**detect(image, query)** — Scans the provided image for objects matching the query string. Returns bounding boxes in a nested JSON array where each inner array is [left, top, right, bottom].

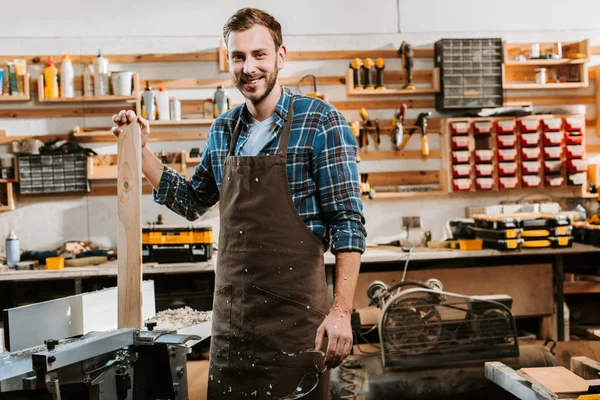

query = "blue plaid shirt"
[[153, 87, 366, 254]]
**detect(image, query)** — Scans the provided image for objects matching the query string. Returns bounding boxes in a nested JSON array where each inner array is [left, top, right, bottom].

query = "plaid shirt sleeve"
[[153, 130, 220, 220], [312, 108, 367, 254]]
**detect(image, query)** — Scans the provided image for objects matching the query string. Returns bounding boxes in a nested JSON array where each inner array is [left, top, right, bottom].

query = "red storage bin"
[[543, 146, 563, 159], [545, 175, 564, 187], [498, 162, 517, 175], [452, 164, 472, 177], [519, 119, 540, 133], [452, 151, 471, 163], [449, 121, 470, 135], [451, 135, 470, 149], [498, 148, 517, 161], [496, 119, 516, 134], [476, 177, 494, 190], [475, 149, 493, 163], [567, 159, 588, 173], [564, 116, 585, 131], [453, 178, 472, 191], [568, 172, 586, 185], [544, 160, 563, 173], [475, 164, 494, 177], [522, 175, 542, 188], [565, 133, 583, 145], [543, 131, 564, 146], [542, 117, 562, 132], [473, 120, 493, 134], [499, 176, 518, 189], [521, 147, 541, 161], [497, 134, 517, 148], [566, 145, 585, 159], [522, 161, 541, 174], [520, 133, 540, 146]]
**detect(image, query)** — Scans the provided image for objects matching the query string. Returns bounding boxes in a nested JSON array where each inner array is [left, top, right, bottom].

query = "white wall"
[[1, 0, 599, 251]]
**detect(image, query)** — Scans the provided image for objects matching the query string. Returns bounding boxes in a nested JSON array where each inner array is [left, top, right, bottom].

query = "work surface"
[[0, 243, 597, 282]]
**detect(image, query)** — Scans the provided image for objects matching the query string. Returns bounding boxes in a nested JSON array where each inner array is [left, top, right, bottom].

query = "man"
[[112, 8, 366, 399]]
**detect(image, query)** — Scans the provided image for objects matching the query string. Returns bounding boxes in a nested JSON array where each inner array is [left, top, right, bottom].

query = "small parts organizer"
[[446, 114, 587, 192]]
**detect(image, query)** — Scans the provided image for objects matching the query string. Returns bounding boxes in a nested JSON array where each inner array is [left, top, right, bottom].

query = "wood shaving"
[[146, 306, 212, 332]]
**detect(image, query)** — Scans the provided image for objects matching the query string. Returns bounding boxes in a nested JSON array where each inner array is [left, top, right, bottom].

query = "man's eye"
[[232, 55, 242, 61], [256, 53, 265, 58]]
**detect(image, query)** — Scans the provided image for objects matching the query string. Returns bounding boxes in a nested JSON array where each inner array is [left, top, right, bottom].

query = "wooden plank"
[[285, 47, 433, 61], [367, 170, 440, 186], [596, 67, 600, 136], [332, 99, 435, 110], [74, 130, 209, 143], [503, 96, 595, 105], [564, 281, 600, 294], [3, 282, 155, 351], [0, 52, 218, 65], [0, 133, 71, 145], [359, 149, 442, 160], [0, 106, 128, 119], [90, 183, 154, 196], [592, 46, 600, 56], [518, 367, 589, 395], [117, 121, 143, 329]]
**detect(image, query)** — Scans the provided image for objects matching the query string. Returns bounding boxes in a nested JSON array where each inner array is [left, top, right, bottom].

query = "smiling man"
[[112, 7, 366, 400]]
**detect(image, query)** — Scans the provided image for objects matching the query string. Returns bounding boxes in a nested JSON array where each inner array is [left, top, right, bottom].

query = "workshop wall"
[[0, 0, 599, 251]]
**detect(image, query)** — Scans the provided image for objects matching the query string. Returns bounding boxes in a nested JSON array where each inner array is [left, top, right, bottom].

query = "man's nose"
[[243, 58, 257, 75]]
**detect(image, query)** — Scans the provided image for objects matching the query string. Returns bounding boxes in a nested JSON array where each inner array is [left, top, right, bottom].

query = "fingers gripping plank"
[[117, 118, 143, 329]]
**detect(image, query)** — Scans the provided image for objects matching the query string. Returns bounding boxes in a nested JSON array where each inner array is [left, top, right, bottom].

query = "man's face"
[[228, 25, 285, 104]]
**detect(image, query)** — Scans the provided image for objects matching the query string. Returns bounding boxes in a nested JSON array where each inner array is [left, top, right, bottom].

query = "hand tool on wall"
[[391, 104, 407, 150], [348, 120, 362, 162], [359, 107, 380, 148], [362, 58, 374, 90], [398, 41, 416, 90], [298, 74, 328, 101], [375, 57, 386, 90], [400, 111, 431, 157], [350, 58, 363, 90], [360, 173, 375, 199]]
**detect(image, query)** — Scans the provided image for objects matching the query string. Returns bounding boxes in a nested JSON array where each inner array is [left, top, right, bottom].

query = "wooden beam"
[[285, 48, 433, 61], [117, 121, 143, 329], [596, 67, 600, 136], [90, 183, 154, 196], [0, 106, 129, 119], [0, 52, 218, 65], [359, 149, 442, 160], [503, 96, 596, 105], [332, 99, 435, 110], [592, 46, 600, 56], [367, 170, 440, 186]]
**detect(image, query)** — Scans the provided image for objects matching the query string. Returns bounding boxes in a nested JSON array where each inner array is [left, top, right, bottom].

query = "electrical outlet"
[[402, 216, 422, 230]]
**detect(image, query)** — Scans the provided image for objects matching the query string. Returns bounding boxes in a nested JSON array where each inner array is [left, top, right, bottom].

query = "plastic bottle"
[[42, 58, 59, 99], [83, 64, 94, 97], [157, 88, 170, 120], [59, 54, 74, 98], [5, 230, 20, 268], [213, 85, 229, 118], [93, 51, 110, 96], [142, 81, 156, 120], [170, 98, 181, 121]]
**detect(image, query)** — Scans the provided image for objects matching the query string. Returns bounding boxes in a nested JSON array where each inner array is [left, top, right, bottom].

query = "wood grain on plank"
[[117, 121, 143, 329], [518, 367, 589, 395], [0, 107, 128, 119]]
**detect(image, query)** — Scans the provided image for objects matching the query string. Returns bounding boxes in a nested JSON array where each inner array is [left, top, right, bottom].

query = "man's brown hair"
[[223, 8, 283, 50]]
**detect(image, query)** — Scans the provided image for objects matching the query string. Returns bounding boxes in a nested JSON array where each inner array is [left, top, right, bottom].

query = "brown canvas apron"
[[207, 99, 331, 399]]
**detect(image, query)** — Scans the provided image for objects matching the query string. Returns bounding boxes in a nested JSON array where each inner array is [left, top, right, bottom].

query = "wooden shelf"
[[505, 59, 586, 66], [345, 68, 440, 96], [565, 281, 600, 294], [504, 82, 589, 90], [148, 119, 215, 127], [72, 126, 209, 143], [0, 74, 31, 102], [365, 190, 447, 199], [37, 73, 139, 103], [88, 152, 186, 180]]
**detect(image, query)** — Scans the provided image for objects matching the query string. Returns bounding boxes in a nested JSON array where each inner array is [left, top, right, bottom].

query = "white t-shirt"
[[237, 116, 278, 157]]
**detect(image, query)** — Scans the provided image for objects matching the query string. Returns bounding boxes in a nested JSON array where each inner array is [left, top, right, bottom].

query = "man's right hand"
[[112, 110, 150, 148]]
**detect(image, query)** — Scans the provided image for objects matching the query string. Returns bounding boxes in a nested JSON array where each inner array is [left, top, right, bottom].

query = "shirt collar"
[[240, 86, 292, 130]]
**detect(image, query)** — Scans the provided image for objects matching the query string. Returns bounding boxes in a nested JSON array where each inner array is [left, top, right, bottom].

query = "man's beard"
[[233, 64, 278, 104]]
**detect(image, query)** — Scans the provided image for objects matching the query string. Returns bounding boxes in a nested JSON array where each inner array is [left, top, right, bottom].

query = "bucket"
[[46, 256, 65, 270], [111, 71, 134, 96]]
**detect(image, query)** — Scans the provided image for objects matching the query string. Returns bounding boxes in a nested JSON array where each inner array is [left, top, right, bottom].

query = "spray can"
[[93, 50, 110, 96], [170, 98, 181, 121], [213, 85, 229, 118], [142, 81, 156, 120], [5, 231, 19, 268]]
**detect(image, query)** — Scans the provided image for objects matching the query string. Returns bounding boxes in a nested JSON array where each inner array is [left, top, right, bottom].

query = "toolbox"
[[472, 227, 521, 240], [481, 238, 523, 251], [521, 226, 572, 239], [142, 225, 214, 263]]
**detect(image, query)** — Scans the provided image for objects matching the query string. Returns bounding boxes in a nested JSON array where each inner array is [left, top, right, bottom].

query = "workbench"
[[1, 243, 598, 341]]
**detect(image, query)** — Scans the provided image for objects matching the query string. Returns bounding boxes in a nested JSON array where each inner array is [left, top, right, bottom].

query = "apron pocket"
[[251, 285, 326, 367], [211, 284, 233, 362]]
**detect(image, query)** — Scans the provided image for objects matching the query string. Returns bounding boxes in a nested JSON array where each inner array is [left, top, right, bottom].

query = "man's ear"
[[277, 45, 287, 70]]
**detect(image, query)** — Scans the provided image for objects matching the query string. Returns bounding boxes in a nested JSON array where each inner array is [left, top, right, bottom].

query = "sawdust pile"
[[147, 306, 212, 332]]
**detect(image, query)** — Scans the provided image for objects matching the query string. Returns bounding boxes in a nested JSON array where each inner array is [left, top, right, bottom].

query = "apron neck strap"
[[228, 98, 295, 157]]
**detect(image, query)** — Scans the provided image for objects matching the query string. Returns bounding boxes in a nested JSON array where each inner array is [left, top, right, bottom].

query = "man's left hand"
[[314, 307, 353, 369]]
